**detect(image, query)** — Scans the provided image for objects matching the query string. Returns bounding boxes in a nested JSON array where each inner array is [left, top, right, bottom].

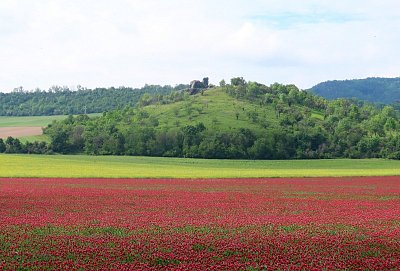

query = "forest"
[[310, 77, 400, 104], [2, 78, 400, 160], [0, 84, 187, 116]]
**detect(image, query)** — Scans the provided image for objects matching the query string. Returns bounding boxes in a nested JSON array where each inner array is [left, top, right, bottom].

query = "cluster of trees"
[[0, 137, 50, 154], [39, 79, 400, 160], [0, 84, 187, 116], [224, 77, 327, 111], [310, 77, 400, 104]]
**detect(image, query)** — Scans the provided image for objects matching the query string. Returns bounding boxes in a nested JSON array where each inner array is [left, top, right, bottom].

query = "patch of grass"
[[0, 154, 400, 178], [311, 110, 324, 120], [18, 135, 51, 143], [222, 249, 240, 257], [0, 115, 68, 127], [379, 195, 400, 200], [280, 225, 303, 233], [153, 257, 181, 267]]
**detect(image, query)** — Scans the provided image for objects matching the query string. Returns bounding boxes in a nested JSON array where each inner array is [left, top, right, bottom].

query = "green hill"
[[143, 87, 277, 132], [3, 77, 400, 159], [309, 77, 400, 104]]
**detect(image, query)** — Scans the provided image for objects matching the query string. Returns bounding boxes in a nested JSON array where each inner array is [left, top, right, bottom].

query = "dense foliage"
[[21, 78, 399, 160], [0, 137, 50, 154], [310, 77, 400, 104], [0, 84, 187, 116]]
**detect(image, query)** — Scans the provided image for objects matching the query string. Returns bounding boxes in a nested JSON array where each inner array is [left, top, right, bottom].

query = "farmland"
[[1, 156, 399, 270], [0, 154, 399, 269], [1, 155, 400, 178], [0, 115, 58, 140], [0, 115, 71, 127], [1, 177, 399, 270], [0, 114, 100, 140], [0, 127, 43, 139]]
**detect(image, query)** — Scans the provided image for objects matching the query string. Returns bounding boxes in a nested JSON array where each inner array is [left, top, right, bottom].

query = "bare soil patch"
[[0, 127, 43, 138]]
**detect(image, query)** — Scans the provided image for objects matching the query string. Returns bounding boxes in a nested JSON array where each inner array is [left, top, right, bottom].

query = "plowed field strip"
[[0, 127, 43, 138]]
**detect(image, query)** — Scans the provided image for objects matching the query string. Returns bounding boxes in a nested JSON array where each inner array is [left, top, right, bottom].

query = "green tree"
[[230, 77, 246, 87], [5, 137, 23, 153], [0, 139, 5, 153]]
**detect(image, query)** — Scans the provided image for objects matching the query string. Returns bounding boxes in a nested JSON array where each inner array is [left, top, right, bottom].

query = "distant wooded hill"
[[309, 77, 400, 104], [0, 84, 188, 116]]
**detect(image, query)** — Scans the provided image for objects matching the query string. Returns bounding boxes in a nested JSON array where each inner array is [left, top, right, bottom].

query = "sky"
[[0, 0, 399, 92]]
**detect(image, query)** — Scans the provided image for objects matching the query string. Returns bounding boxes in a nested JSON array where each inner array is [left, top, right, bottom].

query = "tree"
[[230, 77, 246, 87], [249, 137, 273, 159], [384, 117, 398, 136], [0, 139, 5, 153], [5, 137, 23, 153]]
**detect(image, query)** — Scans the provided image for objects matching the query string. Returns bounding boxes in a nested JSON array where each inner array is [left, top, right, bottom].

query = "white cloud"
[[0, 0, 399, 91]]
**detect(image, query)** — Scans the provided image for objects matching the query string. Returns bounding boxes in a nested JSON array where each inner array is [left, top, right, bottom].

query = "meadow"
[[1, 154, 400, 178], [0, 115, 69, 127]]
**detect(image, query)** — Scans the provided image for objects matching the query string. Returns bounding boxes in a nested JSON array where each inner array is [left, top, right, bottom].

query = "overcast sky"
[[0, 0, 399, 92]]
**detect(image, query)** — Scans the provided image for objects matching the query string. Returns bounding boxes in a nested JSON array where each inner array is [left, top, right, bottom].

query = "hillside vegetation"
[[2, 77, 400, 159], [309, 77, 400, 104], [0, 84, 186, 116]]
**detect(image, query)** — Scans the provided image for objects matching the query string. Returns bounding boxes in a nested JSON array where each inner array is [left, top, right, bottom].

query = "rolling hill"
[[309, 77, 400, 104], [37, 78, 400, 160]]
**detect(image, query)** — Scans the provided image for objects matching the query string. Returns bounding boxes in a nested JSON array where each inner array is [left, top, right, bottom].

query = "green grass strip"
[[1, 154, 400, 178]]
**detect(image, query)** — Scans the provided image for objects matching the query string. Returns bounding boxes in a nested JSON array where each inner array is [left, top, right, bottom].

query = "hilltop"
[[309, 77, 400, 104]]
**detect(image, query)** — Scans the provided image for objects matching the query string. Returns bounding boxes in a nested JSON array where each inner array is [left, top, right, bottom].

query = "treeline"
[[0, 84, 188, 116], [0, 137, 50, 154], [35, 79, 400, 160]]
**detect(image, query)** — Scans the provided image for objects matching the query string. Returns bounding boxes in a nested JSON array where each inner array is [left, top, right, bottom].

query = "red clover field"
[[1, 177, 399, 270]]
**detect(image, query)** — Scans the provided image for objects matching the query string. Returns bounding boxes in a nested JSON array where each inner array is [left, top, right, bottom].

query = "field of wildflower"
[[1, 177, 399, 270]]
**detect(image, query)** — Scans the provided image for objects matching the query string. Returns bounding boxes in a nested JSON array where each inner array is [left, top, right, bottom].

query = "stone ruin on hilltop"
[[187, 77, 212, 95]]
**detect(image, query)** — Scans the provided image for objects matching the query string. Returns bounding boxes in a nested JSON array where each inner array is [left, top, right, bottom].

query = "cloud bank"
[[0, 0, 399, 91]]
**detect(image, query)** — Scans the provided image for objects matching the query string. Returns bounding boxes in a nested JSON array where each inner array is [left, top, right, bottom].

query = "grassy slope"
[[1, 154, 399, 178], [142, 88, 280, 132]]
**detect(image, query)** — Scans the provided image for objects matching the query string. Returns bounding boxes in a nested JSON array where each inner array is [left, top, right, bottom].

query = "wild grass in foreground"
[[1, 154, 400, 178]]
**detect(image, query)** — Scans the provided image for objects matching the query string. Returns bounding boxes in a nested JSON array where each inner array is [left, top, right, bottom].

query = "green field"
[[0, 113, 101, 127], [1, 154, 400, 178], [0, 115, 68, 127]]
